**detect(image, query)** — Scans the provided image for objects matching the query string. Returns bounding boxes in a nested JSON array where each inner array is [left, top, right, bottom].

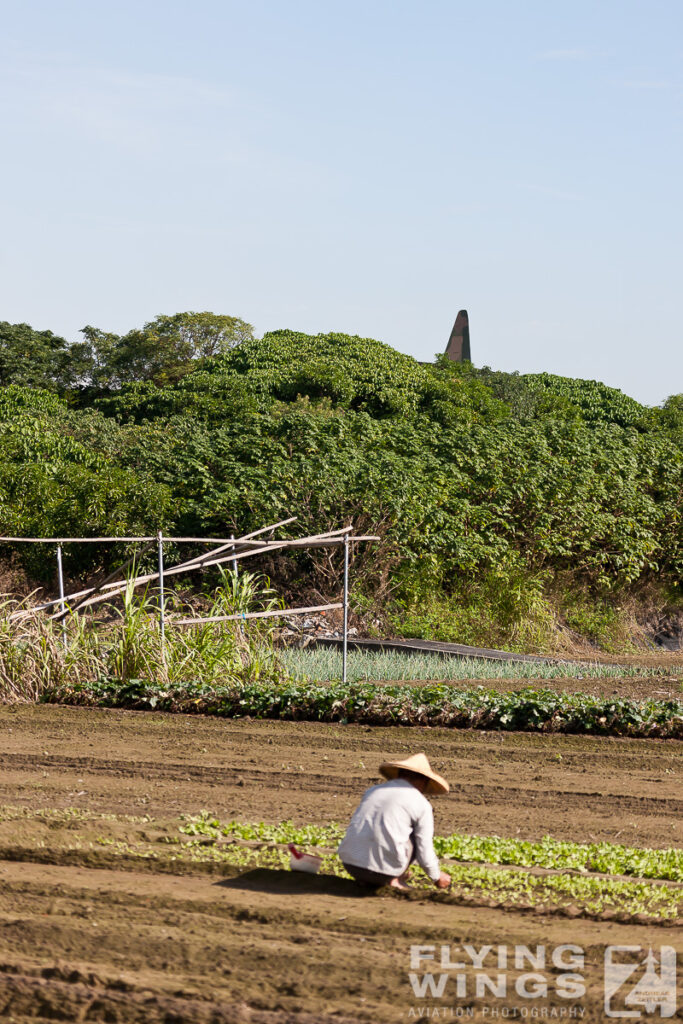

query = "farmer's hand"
[[436, 871, 451, 889]]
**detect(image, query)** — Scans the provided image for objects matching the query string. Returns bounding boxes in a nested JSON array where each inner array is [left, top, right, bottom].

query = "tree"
[[78, 311, 254, 388], [71, 326, 121, 390], [657, 394, 683, 432], [147, 312, 253, 359], [0, 321, 74, 390]]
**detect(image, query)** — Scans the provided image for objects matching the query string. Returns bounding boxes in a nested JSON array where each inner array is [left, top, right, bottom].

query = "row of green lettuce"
[[180, 813, 683, 883], [178, 843, 683, 920], [44, 676, 683, 739]]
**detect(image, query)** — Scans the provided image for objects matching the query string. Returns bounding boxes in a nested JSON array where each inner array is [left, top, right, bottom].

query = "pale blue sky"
[[1, 0, 681, 405]]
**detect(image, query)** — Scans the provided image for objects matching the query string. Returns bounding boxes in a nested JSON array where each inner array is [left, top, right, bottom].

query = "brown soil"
[[568, 649, 683, 668], [0, 705, 681, 1022]]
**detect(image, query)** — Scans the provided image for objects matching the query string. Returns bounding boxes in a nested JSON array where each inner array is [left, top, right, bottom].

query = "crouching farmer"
[[338, 753, 452, 890]]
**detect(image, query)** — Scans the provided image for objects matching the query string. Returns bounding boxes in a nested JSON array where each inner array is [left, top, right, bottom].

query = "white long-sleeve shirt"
[[337, 778, 441, 881]]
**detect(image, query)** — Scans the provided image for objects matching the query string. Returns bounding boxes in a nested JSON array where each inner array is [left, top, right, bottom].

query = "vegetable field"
[[0, 703, 680, 1022]]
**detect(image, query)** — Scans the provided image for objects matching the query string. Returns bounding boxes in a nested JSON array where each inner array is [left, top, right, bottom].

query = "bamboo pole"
[[14, 517, 300, 620], [58, 528, 356, 615], [170, 601, 343, 626], [51, 541, 156, 622], [161, 516, 299, 572], [0, 536, 158, 543], [10, 525, 376, 625], [0, 517, 298, 546]]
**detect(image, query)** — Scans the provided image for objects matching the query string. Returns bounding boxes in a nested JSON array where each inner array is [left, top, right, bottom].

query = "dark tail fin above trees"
[[445, 310, 471, 362]]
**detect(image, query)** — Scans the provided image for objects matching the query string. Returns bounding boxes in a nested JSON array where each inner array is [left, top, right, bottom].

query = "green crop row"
[[172, 838, 680, 921], [283, 647, 678, 682], [433, 832, 683, 882], [180, 814, 346, 848], [179, 814, 683, 883], [436, 862, 680, 920], [49, 676, 683, 739]]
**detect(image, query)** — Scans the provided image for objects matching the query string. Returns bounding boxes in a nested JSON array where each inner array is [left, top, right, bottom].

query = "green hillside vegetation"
[[1, 315, 682, 654]]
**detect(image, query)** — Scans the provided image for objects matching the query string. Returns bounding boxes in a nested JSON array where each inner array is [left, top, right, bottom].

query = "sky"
[[1, 0, 681, 406]]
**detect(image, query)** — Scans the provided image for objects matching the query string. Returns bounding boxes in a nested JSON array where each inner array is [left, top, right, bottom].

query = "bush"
[[0, 328, 682, 653]]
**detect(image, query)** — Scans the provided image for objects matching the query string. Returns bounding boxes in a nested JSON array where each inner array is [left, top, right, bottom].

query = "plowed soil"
[[0, 704, 681, 1022]]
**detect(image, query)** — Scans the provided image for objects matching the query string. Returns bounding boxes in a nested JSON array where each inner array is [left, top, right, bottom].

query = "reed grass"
[[0, 570, 286, 702]]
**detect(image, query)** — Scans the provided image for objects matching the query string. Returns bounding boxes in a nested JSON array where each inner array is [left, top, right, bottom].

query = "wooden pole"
[[59, 528, 355, 614], [0, 518, 298, 545], [27, 519, 299, 620], [52, 540, 156, 622]]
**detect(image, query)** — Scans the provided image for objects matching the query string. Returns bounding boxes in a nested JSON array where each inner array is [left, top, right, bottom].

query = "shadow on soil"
[[217, 868, 454, 906], [216, 867, 383, 899]]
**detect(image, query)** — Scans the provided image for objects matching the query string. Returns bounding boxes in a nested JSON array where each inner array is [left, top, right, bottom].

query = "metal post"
[[230, 534, 238, 576], [342, 533, 349, 685], [157, 530, 165, 653], [56, 544, 67, 647]]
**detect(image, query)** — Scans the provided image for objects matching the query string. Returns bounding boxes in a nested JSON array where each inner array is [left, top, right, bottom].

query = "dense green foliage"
[[45, 676, 683, 739], [0, 316, 681, 649]]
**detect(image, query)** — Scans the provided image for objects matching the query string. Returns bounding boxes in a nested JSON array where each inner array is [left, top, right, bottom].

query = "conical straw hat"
[[379, 752, 449, 795]]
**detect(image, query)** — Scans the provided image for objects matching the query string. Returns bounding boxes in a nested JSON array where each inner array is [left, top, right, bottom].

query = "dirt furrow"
[[0, 860, 679, 1023], [0, 705, 681, 1020]]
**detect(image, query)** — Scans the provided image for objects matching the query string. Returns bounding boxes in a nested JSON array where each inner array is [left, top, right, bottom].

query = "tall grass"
[[282, 647, 673, 682], [0, 570, 287, 703]]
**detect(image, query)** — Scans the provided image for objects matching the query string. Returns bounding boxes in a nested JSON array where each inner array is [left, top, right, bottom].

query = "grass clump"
[[0, 570, 289, 703], [389, 565, 556, 653]]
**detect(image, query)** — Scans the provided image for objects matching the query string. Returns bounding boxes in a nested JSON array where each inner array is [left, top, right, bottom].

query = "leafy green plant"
[[178, 814, 683, 883], [45, 675, 683, 738], [180, 812, 345, 847], [433, 832, 683, 882], [436, 862, 679, 920]]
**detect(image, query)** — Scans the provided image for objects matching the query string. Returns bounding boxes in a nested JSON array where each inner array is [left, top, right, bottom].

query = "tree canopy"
[[0, 321, 74, 390], [0, 319, 681, 652], [0, 311, 255, 393], [0, 324, 679, 597]]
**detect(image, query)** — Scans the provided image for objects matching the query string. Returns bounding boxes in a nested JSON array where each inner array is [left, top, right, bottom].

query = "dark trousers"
[[342, 862, 396, 887], [343, 843, 415, 888]]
